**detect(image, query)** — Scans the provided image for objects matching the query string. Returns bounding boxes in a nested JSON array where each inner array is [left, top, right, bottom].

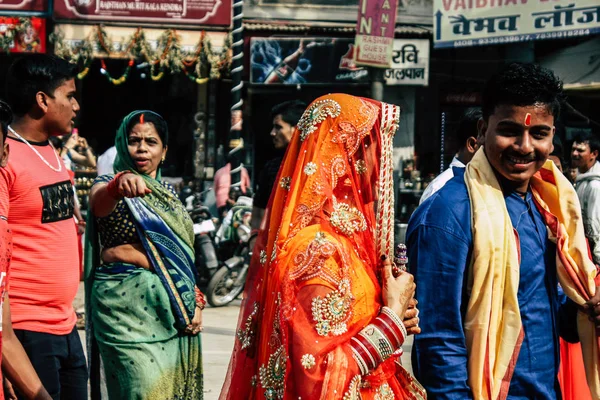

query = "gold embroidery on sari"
[[355, 160, 367, 175], [330, 156, 347, 189], [343, 375, 363, 400], [258, 345, 286, 400], [290, 231, 338, 286], [237, 301, 259, 351], [374, 383, 394, 400], [298, 99, 342, 141], [259, 250, 267, 265], [304, 162, 317, 176], [301, 353, 316, 370], [332, 100, 378, 156], [279, 176, 291, 191], [311, 278, 353, 336], [330, 197, 367, 236]]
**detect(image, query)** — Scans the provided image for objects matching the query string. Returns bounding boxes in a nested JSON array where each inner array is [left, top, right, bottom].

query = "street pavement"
[[74, 282, 413, 400]]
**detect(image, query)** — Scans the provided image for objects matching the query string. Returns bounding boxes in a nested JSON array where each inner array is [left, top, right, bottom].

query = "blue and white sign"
[[434, 0, 600, 48]]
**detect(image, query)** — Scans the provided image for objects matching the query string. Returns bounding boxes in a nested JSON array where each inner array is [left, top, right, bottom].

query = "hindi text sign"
[[385, 39, 429, 85], [434, 0, 600, 48], [54, 0, 231, 27], [355, 0, 399, 68]]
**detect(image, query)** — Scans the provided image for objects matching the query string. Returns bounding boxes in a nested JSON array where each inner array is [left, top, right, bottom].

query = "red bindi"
[[524, 113, 531, 126], [139, 113, 145, 124]]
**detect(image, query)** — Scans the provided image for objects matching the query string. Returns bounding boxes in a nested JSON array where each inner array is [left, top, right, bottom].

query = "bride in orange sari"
[[220, 93, 425, 399]]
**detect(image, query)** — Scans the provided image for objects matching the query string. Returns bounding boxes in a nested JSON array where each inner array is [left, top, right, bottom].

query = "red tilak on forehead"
[[524, 113, 532, 126], [139, 113, 145, 124]]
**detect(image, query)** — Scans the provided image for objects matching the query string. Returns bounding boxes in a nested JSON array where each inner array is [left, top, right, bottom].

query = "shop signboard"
[[434, 0, 600, 48], [250, 37, 370, 85], [355, 0, 399, 67], [384, 39, 429, 86], [0, 0, 46, 13], [0, 17, 46, 53], [53, 0, 231, 26]]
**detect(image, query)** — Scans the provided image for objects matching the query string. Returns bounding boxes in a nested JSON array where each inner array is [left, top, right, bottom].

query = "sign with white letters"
[[434, 0, 600, 48]]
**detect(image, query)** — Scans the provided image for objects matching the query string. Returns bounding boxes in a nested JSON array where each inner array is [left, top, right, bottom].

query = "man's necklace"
[[8, 126, 62, 172]]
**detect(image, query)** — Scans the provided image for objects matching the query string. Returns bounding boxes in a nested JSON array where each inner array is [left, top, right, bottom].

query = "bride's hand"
[[381, 256, 416, 320], [403, 298, 421, 335]]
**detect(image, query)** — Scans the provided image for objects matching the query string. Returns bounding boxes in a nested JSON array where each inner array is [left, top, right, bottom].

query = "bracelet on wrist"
[[350, 307, 407, 375], [195, 287, 206, 310], [106, 171, 131, 199]]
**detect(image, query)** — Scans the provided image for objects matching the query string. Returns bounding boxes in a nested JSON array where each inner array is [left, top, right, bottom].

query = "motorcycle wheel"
[[206, 265, 245, 307]]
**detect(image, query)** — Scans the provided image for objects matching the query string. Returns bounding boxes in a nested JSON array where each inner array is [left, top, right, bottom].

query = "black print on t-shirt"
[[39, 180, 74, 223]]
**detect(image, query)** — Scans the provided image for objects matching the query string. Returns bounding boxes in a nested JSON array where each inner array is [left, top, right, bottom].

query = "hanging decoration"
[[0, 17, 46, 54], [50, 25, 231, 86]]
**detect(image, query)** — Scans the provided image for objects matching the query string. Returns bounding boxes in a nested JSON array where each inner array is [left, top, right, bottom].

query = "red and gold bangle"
[[195, 287, 206, 310], [349, 307, 407, 375], [106, 171, 131, 199]]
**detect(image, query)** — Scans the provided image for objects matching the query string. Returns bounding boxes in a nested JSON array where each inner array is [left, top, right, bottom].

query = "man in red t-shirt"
[[0, 101, 51, 399], [0, 55, 86, 399]]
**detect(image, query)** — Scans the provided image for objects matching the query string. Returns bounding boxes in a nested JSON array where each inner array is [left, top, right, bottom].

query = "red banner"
[[0, 0, 47, 13], [354, 0, 399, 68], [0, 17, 46, 53], [54, 0, 231, 27]]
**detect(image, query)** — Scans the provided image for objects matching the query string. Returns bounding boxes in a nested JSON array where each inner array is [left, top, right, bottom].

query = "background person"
[[86, 110, 204, 399], [0, 54, 87, 399], [571, 131, 600, 264], [419, 108, 482, 204], [250, 100, 306, 232], [61, 129, 96, 170]]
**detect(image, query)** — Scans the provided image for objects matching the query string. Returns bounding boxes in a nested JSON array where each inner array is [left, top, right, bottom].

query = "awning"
[[243, 20, 432, 37], [540, 36, 600, 91], [53, 24, 228, 59]]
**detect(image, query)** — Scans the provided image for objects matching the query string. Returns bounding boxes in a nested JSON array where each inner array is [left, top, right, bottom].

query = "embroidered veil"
[[220, 94, 424, 399]]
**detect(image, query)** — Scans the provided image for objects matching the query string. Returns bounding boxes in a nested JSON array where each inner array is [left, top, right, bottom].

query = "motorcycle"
[[190, 204, 221, 286], [205, 197, 253, 307]]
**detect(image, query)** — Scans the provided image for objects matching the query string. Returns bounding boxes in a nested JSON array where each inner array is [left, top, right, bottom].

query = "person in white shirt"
[[420, 108, 482, 204], [97, 145, 117, 176], [572, 131, 600, 264]]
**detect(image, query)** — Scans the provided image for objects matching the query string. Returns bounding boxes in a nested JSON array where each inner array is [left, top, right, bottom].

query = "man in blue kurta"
[[407, 63, 584, 399]]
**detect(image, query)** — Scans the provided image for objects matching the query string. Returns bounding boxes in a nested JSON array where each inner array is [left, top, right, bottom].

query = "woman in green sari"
[[85, 110, 204, 399]]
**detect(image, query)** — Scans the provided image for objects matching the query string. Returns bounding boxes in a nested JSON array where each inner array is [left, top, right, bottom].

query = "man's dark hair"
[[5, 54, 77, 116], [573, 131, 600, 155], [456, 108, 482, 148], [0, 100, 12, 139], [271, 100, 307, 127], [482, 63, 564, 121], [125, 110, 169, 147]]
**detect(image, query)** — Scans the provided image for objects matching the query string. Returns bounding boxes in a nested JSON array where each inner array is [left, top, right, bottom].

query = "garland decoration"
[[100, 59, 134, 85], [50, 25, 231, 86], [0, 18, 35, 53]]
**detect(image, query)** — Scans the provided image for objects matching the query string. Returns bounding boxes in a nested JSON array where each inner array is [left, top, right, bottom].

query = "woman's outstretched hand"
[[381, 256, 416, 321], [117, 174, 152, 198]]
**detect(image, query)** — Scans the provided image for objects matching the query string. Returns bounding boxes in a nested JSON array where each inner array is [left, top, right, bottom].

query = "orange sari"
[[559, 340, 593, 400], [220, 94, 425, 399]]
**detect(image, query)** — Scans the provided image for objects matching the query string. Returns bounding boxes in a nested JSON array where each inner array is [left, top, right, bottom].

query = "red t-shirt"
[[0, 218, 11, 400], [0, 137, 78, 334]]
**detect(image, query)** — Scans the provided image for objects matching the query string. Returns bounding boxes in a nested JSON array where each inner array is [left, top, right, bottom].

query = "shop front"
[[48, 0, 233, 209]]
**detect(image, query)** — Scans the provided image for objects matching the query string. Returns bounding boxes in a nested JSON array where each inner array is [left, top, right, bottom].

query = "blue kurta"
[[406, 168, 579, 400]]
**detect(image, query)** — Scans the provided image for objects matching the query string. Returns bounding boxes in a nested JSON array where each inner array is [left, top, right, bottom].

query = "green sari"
[[85, 111, 203, 399]]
